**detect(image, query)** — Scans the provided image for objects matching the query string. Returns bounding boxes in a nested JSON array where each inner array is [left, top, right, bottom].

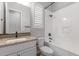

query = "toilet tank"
[[37, 37, 45, 47]]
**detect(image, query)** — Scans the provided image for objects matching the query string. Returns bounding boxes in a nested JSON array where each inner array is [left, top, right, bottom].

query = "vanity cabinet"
[[0, 44, 17, 56], [0, 39, 36, 56], [16, 40, 36, 56]]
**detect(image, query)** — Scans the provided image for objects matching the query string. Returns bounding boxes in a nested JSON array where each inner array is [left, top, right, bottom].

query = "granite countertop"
[[0, 36, 36, 47]]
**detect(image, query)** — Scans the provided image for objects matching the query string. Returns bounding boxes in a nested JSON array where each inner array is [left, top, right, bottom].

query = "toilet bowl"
[[40, 46, 54, 56], [37, 37, 54, 56]]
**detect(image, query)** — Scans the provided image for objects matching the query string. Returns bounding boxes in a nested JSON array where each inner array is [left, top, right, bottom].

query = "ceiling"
[[37, 2, 53, 9], [17, 2, 55, 11]]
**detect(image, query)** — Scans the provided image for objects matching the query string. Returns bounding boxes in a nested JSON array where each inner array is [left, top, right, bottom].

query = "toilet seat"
[[40, 46, 54, 55]]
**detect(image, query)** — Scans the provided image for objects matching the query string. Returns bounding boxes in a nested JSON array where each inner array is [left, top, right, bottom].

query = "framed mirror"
[[7, 9, 21, 34]]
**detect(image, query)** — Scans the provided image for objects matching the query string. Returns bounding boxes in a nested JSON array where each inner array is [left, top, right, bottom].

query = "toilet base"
[[40, 51, 54, 56]]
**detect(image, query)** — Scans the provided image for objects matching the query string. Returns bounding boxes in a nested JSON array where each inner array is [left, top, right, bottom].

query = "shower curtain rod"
[[45, 2, 55, 9]]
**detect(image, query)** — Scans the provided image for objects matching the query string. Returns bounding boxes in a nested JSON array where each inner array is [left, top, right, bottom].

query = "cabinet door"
[[0, 44, 17, 56], [0, 2, 4, 34], [17, 41, 36, 51], [22, 51, 36, 56], [21, 47, 36, 56], [7, 53, 17, 56], [9, 54, 17, 56]]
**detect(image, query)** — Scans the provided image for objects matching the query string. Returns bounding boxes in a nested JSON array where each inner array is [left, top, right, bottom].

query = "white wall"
[[6, 2, 30, 33], [31, 3, 45, 37], [47, 2, 75, 12], [45, 3, 79, 55]]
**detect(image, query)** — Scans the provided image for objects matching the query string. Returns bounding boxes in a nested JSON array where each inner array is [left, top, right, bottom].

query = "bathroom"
[[0, 0, 79, 58]]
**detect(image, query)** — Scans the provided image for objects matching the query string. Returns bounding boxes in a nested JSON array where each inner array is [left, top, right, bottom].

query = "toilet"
[[37, 37, 54, 56]]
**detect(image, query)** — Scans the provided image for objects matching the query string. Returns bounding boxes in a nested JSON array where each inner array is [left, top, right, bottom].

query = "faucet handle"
[[49, 38, 53, 40], [16, 32, 18, 38]]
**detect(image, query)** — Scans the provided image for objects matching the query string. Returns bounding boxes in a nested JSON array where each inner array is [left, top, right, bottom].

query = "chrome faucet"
[[48, 33, 53, 42]]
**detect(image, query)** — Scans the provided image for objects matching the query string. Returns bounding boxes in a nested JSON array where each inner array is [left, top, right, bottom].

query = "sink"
[[0, 38, 30, 45], [6, 38, 27, 44]]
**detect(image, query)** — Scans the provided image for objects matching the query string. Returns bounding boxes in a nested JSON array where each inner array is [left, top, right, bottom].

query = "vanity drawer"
[[0, 40, 36, 56], [16, 41, 36, 51]]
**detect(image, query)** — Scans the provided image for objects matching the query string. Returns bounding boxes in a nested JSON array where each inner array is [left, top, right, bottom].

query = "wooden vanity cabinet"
[[0, 40, 36, 56]]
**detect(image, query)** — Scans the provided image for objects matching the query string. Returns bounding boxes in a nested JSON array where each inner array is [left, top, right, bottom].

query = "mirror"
[[8, 9, 21, 33], [5, 2, 31, 34], [0, 2, 31, 34], [0, 2, 4, 34]]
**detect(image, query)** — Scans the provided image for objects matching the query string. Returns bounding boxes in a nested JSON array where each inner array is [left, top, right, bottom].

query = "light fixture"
[[63, 18, 67, 21]]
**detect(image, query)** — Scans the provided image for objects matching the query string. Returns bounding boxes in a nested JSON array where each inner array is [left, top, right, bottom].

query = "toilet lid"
[[40, 46, 54, 54]]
